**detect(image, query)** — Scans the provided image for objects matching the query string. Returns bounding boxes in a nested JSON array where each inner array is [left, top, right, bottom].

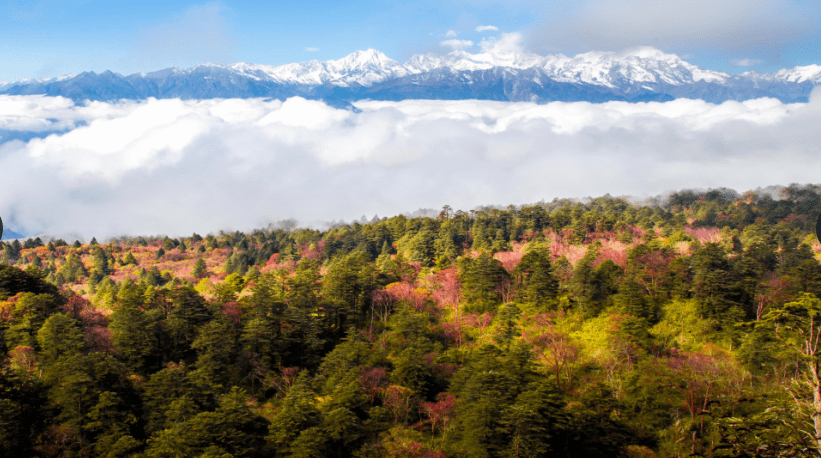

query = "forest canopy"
[[2, 184, 821, 457]]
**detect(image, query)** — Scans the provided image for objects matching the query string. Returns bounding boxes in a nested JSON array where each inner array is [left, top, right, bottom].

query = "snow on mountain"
[[744, 65, 821, 84], [405, 48, 545, 73], [1, 73, 77, 86], [215, 45, 734, 90], [0, 47, 818, 104], [224, 49, 412, 87], [537, 47, 729, 87], [220, 45, 733, 89]]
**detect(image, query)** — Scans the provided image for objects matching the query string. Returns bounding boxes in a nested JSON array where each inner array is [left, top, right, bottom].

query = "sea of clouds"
[[0, 91, 819, 239]]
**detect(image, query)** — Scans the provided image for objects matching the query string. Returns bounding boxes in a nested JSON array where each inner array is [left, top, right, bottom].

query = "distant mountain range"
[[1, 47, 819, 106]]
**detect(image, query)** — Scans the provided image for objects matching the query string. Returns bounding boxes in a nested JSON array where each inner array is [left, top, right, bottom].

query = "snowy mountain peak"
[[327, 49, 406, 78], [403, 48, 545, 73], [767, 64, 821, 83], [334, 48, 395, 67], [230, 48, 409, 87], [327, 49, 409, 85], [396, 46, 731, 87], [2, 46, 819, 105]]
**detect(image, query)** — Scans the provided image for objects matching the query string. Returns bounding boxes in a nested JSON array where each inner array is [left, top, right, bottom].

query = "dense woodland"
[[3, 185, 821, 457]]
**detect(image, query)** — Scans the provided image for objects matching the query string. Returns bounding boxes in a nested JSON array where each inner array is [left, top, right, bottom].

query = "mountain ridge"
[[1, 46, 819, 105]]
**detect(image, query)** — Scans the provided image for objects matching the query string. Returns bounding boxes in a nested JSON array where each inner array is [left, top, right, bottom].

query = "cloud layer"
[[0, 92, 819, 239], [440, 39, 474, 50], [529, 0, 820, 58], [730, 58, 764, 67]]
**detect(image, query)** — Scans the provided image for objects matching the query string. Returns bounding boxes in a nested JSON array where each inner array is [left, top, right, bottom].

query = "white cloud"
[[475, 25, 499, 32], [0, 95, 79, 131], [530, 0, 819, 55], [731, 58, 764, 67], [445, 30, 458, 38], [0, 93, 819, 238], [305, 47, 320, 52], [478, 33, 524, 55], [440, 39, 474, 50]]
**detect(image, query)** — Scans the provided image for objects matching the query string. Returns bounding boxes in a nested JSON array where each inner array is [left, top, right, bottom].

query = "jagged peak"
[[329, 48, 400, 69], [771, 64, 821, 82], [741, 64, 821, 83], [347, 48, 389, 59], [1, 46, 818, 100]]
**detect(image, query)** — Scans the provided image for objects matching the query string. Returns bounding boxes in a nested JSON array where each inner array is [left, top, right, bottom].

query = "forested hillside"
[[3, 185, 821, 457]]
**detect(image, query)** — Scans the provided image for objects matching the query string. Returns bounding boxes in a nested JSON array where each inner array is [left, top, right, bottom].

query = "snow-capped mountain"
[[1, 47, 819, 105], [224, 49, 415, 86], [744, 64, 821, 84]]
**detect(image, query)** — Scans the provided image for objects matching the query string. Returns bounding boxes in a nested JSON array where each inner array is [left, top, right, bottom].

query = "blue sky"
[[1, 0, 820, 83]]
